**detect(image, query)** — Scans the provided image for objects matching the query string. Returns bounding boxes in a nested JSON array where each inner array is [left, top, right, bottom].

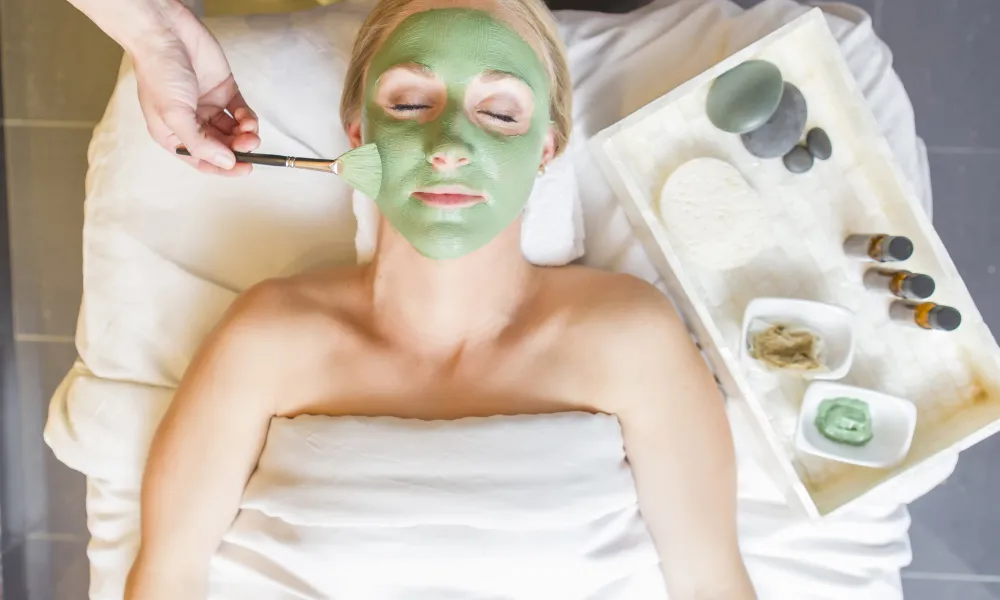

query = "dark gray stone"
[[806, 127, 833, 160], [782, 145, 814, 173], [740, 82, 808, 159], [706, 60, 784, 134]]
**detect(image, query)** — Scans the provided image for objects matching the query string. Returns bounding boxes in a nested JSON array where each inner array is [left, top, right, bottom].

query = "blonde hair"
[[340, 0, 573, 156]]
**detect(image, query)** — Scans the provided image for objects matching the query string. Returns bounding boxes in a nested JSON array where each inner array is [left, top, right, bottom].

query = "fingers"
[[227, 92, 256, 125], [142, 87, 260, 176], [197, 160, 253, 177], [208, 111, 239, 135], [144, 108, 180, 154], [162, 106, 236, 170], [237, 115, 259, 134], [229, 91, 260, 136], [224, 91, 260, 151], [231, 131, 261, 153]]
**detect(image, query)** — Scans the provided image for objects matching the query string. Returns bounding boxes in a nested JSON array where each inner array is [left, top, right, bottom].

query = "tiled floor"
[[1, 0, 115, 595], [877, 1, 1000, 598], [1, 0, 998, 598]]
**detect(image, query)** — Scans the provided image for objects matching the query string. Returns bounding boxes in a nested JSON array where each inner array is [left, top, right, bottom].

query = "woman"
[[124, 0, 755, 598]]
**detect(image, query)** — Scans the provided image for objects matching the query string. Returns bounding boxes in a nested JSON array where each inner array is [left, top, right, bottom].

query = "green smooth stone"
[[706, 60, 784, 134], [815, 397, 873, 447]]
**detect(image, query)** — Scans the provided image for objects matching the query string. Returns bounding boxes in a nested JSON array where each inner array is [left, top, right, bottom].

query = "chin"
[[408, 232, 493, 261]]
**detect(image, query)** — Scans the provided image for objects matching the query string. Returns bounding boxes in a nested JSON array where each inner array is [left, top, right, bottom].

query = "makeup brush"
[[176, 143, 382, 198]]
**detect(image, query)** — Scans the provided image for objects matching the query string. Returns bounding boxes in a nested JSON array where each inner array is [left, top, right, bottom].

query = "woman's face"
[[362, 8, 552, 260]]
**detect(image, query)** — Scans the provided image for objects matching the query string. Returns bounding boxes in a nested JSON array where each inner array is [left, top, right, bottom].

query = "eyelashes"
[[390, 103, 431, 112], [387, 104, 518, 125], [479, 110, 517, 124]]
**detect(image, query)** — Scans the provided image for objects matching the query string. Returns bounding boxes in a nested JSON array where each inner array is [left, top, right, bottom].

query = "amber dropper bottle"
[[889, 301, 962, 331], [844, 234, 914, 262], [863, 268, 936, 300]]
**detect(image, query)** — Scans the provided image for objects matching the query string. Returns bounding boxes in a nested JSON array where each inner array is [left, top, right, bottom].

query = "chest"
[[281, 332, 604, 420]]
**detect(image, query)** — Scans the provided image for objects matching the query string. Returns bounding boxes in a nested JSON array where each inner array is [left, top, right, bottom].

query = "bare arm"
[[65, 0, 259, 172], [125, 285, 286, 599], [610, 284, 755, 600], [64, 0, 177, 56]]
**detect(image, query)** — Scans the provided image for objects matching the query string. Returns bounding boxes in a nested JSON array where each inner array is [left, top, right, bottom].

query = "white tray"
[[590, 9, 1000, 517]]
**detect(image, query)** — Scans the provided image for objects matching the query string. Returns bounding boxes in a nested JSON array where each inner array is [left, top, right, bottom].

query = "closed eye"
[[391, 103, 432, 112], [478, 110, 517, 124]]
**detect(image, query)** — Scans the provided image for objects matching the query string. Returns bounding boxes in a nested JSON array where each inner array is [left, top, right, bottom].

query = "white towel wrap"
[[209, 412, 669, 599]]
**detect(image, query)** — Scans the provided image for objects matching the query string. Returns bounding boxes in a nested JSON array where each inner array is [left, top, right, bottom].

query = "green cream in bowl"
[[815, 397, 873, 446], [795, 382, 917, 468]]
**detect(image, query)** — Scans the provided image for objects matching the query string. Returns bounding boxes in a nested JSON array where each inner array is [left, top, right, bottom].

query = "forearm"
[[639, 454, 754, 600], [129, 372, 272, 592], [611, 293, 756, 600], [126, 287, 284, 598], [64, 0, 183, 53], [133, 418, 263, 582], [632, 416, 755, 600], [659, 557, 755, 600], [125, 562, 208, 600]]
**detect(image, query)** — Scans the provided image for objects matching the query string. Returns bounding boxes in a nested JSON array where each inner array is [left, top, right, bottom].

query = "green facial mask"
[[362, 9, 551, 260]]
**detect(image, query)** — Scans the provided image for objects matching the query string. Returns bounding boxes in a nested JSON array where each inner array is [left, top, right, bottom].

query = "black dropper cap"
[[886, 236, 914, 261], [902, 274, 936, 300], [929, 305, 962, 331]]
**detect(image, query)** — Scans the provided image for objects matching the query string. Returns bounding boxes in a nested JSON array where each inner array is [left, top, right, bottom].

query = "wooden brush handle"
[[175, 148, 289, 167], [175, 148, 335, 173]]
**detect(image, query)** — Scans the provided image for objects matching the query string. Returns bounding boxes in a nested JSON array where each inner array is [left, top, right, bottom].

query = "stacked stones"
[[706, 60, 833, 173]]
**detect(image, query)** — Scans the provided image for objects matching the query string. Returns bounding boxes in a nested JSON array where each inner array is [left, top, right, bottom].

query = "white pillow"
[[77, 1, 587, 389]]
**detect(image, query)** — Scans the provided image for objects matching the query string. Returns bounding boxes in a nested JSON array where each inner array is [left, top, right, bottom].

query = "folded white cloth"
[[203, 412, 913, 600], [209, 413, 666, 599]]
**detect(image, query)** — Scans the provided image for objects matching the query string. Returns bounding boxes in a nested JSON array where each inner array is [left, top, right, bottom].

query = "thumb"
[[162, 106, 236, 170]]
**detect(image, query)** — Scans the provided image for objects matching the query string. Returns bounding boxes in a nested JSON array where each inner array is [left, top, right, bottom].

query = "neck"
[[365, 215, 536, 353]]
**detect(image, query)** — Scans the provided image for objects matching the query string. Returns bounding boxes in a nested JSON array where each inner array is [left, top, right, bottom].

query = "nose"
[[428, 147, 471, 172]]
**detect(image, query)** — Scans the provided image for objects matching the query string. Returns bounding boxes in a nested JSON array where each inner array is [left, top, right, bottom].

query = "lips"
[[412, 185, 486, 208]]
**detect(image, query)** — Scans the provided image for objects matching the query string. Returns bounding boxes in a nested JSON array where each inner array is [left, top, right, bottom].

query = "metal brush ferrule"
[[290, 158, 336, 173]]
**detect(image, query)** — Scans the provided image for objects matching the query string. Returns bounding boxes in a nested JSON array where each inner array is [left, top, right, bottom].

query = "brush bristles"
[[334, 143, 382, 199]]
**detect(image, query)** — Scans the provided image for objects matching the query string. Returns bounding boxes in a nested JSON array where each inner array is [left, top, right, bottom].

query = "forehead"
[[367, 9, 549, 93]]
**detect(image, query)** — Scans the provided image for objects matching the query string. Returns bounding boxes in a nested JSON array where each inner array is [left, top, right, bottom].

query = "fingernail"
[[215, 153, 236, 169]]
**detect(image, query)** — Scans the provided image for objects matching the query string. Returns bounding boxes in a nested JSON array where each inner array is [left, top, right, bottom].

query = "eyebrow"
[[480, 69, 527, 84], [388, 63, 436, 78]]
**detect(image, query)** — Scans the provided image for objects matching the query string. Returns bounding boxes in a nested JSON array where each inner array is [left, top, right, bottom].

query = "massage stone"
[[782, 145, 814, 173], [806, 127, 833, 160], [740, 82, 808, 159], [705, 60, 784, 134]]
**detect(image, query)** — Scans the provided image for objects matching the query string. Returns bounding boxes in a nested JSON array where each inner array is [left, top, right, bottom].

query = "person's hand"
[[131, 2, 260, 175]]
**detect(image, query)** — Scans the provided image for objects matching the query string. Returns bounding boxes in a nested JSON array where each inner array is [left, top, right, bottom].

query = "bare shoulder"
[[206, 266, 366, 355], [545, 265, 713, 413], [547, 265, 687, 342]]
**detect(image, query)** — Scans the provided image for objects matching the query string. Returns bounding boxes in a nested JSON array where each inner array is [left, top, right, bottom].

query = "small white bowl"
[[741, 297, 855, 380], [795, 381, 917, 468]]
